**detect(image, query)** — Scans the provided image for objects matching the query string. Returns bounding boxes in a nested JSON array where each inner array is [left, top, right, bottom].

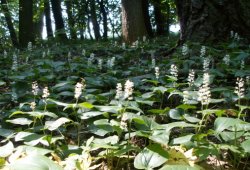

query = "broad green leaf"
[[169, 108, 184, 120], [159, 165, 202, 170], [0, 128, 14, 138], [149, 130, 170, 145], [7, 118, 33, 125], [0, 141, 14, 157], [214, 117, 242, 133], [7, 154, 63, 170], [177, 104, 196, 110], [0, 80, 6, 86], [134, 146, 168, 169], [95, 105, 122, 114], [162, 122, 198, 132], [45, 117, 71, 131], [79, 111, 104, 119], [10, 111, 58, 118], [78, 102, 94, 109], [241, 139, 250, 153], [171, 134, 194, 145], [134, 116, 160, 131], [183, 114, 200, 123], [153, 86, 168, 94]]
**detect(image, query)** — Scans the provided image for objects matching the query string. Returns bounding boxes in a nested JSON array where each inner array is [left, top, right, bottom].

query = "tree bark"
[[142, 0, 153, 37], [90, 0, 101, 40], [175, 0, 250, 43], [153, 0, 168, 36], [65, 0, 77, 39], [19, 0, 33, 48], [51, 0, 67, 40], [98, 0, 108, 39], [121, 0, 148, 43], [1, 0, 18, 47], [44, 0, 53, 38]]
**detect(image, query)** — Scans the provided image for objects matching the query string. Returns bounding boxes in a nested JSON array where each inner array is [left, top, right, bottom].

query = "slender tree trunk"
[[51, 0, 67, 40], [98, 0, 108, 39], [90, 0, 100, 40], [153, 0, 166, 35], [142, 0, 153, 37], [44, 0, 53, 38], [1, 0, 18, 47], [87, 15, 93, 40], [19, 0, 33, 48], [65, 0, 77, 39], [175, 0, 250, 42], [121, 0, 148, 43]]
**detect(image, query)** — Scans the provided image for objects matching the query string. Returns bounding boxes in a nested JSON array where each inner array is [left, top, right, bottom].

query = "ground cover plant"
[[0, 35, 250, 170]]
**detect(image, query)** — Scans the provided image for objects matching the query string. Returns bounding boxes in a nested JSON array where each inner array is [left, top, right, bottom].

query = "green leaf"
[[78, 102, 94, 109], [134, 147, 168, 169], [0, 141, 14, 157], [160, 165, 202, 170], [7, 118, 33, 125], [241, 139, 250, 153], [169, 108, 184, 120], [0, 80, 6, 86], [214, 117, 242, 133], [7, 154, 63, 170], [134, 116, 160, 131], [0, 128, 14, 138], [10, 111, 58, 119], [149, 130, 170, 145], [171, 134, 194, 145], [79, 111, 104, 119], [183, 114, 200, 123], [45, 117, 71, 131]]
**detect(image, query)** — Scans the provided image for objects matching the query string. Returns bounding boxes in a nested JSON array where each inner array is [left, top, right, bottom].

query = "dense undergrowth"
[[0, 35, 250, 170]]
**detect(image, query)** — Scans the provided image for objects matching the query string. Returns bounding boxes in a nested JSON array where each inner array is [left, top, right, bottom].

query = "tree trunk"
[[1, 0, 18, 47], [44, 0, 53, 38], [65, 0, 77, 39], [153, 0, 167, 36], [142, 0, 153, 37], [19, 0, 33, 48], [33, 1, 44, 40], [121, 0, 148, 43], [98, 0, 108, 39], [175, 0, 250, 43], [51, 0, 67, 40], [90, 0, 101, 40]]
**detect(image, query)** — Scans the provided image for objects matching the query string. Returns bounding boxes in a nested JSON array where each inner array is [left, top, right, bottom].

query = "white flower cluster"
[[87, 53, 95, 66], [151, 58, 156, 68], [68, 51, 72, 61], [143, 36, 147, 42], [27, 42, 32, 51], [4, 50, 7, 58], [74, 79, 86, 100], [115, 83, 123, 99], [98, 58, 103, 70], [203, 57, 210, 72], [82, 49, 86, 56], [42, 86, 50, 99], [107, 57, 115, 69], [30, 101, 36, 111], [241, 60, 245, 70], [170, 64, 178, 78], [124, 80, 134, 100], [42, 51, 46, 58], [32, 81, 39, 96], [11, 54, 18, 71], [187, 69, 195, 86], [234, 77, 245, 98], [122, 42, 126, 49], [198, 73, 211, 105], [155, 67, 160, 79], [223, 54, 230, 65], [182, 43, 189, 56], [200, 46, 206, 57], [231, 31, 240, 41], [115, 80, 134, 100]]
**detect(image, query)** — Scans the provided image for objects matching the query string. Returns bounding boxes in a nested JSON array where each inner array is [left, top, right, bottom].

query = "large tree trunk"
[[65, 0, 77, 39], [142, 0, 153, 37], [1, 0, 18, 47], [44, 0, 53, 38], [98, 0, 108, 39], [90, 0, 101, 40], [19, 0, 33, 48], [175, 0, 250, 43], [51, 0, 67, 40], [121, 0, 148, 43]]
